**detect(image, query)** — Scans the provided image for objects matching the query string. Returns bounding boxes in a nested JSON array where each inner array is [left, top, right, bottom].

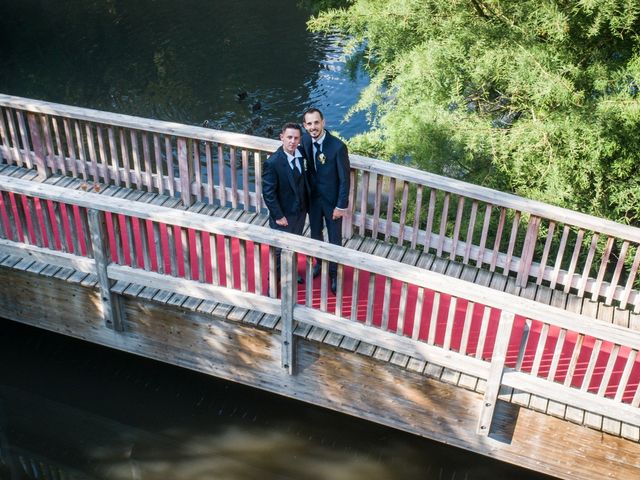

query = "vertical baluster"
[[606, 240, 629, 305], [204, 143, 214, 203], [450, 197, 465, 260], [0, 191, 8, 239], [106, 127, 121, 185], [563, 229, 585, 293], [536, 221, 556, 284], [139, 218, 151, 271], [14, 195, 33, 246], [166, 136, 175, 197], [254, 152, 263, 212], [396, 281, 409, 335], [427, 292, 440, 344], [152, 221, 164, 274], [217, 144, 226, 206], [530, 323, 550, 377], [6, 109, 23, 166], [281, 249, 295, 375], [411, 288, 425, 340], [0, 107, 13, 164], [305, 256, 314, 306], [517, 216, 541, 287], [63, 119, 79, 178], [459, 301, 475, 355], [177, 138, 191, 206], [36, 197, 55, 249], [620, 247, 640, 309], [436, 193, 450, 257], [502, 211, 521, 275], [476, 204, 493, 268], [23, 195, 43, 246], [381, 276, 393, 330], [153, 134, 164, 195], [141, 132, 153, 191], [423, 189, 436, 252], [365, 272, 376, 325], [384, 177, 396, 242], [239, 239, 248, 291], [563, 334, 585, 387], [474, 305, 492, 359], [345, 169, 357, 238], [110, 213, 125, 264], [320, 260, 330, 312], [16, 111, 33, 169], [74, 120, 88, 180], [192, 140, 202, 202], [224, 236, 233, 287], [614, 350, 638, 402], [40, 115, 57, 173], [181, 227, 191, 280], [597, 344, 620, 397], [371, 173, 382, 238], [410, 185, 423, 249], [442, 297, 458, 350], [335, 264, 345, 317], [592, 236, 615, 301], [547, 329, 567, 382], [85, 123, 100, 182], [229, 146, 238, 208], [130, 130, 143, 189], [50, 201, 67, 253], [242, 149, 250, 210], [27, 113, 49, 179], [578, 233, 599, 297], [96, 125, 110, 184], [489, 208, 507, 272], [463, 201, 478, 265], [77, 206, 92, 257], [254, 241, 263, 295], [397, 181, 409, 245], [350, 268, 361, 322], [580, 339, 602, 392], [124, 215, 137, 268], [359, 171, 370, 235], [51, 117, 67, 175], [549, 225, 570, 289], [209, 233, 219, 285]]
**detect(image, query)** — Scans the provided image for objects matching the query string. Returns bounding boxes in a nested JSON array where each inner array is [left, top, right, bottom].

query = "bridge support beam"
[[477, 311, 515, 435], [88, 208, 125, 331], [280, 249, 296, 375]]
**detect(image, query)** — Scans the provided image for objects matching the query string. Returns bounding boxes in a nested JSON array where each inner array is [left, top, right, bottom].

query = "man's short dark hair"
[[303, 107, 324, 121], [281, 122, 302, 134]]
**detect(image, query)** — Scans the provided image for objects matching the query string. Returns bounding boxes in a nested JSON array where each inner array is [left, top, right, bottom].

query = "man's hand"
[[332, 208, 348, 220], [276, 216, 288, 226]]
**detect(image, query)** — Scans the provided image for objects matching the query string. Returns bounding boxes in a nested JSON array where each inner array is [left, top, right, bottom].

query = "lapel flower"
[[303, 157, 308, 171], [318, 152, 326, 165]]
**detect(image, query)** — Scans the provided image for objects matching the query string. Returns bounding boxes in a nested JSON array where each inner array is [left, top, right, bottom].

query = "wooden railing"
[[1, 93, 639, 313], [1, 175, 639, 435]]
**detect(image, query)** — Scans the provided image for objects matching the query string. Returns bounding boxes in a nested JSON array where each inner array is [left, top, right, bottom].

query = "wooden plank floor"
[[1, 164, 639, 443]]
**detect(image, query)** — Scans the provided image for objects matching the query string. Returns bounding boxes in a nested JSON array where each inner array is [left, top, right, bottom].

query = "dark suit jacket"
[[301, 130, 350, 210], [262, 147, 309, 226]]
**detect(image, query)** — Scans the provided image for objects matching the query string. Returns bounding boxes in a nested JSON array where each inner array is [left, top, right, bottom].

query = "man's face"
[[303, 111, 325, 140], [280, 128, 301, 155]]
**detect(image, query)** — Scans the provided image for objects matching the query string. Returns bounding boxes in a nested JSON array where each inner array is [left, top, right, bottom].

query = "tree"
[[309, 0, 640, 225]]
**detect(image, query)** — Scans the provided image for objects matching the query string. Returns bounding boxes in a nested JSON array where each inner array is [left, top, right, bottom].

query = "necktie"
[[313, 142, 320, 168], [291, 158, 301, 180]]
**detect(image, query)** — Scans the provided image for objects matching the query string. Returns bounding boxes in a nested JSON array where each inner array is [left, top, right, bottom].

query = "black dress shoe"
[[330, 277, 337, 294], [312, 263, 321, 278], [297, 274, 304, 284]]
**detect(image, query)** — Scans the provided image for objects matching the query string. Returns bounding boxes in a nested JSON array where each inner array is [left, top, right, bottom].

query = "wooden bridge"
[[1, 93, 640, 479]]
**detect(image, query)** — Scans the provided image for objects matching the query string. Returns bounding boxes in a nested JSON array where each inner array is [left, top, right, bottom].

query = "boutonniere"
[[303, 158, 308, 171], [318, 153, 326, 165]]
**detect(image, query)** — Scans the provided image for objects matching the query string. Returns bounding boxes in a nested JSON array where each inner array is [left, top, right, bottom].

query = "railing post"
[[280, 249, 296, 375], [477, 311, 515, 435], [26, 113, 50, 180], [517, 216, 541, 287], [177, 137, 192, 207], [88, 208, 125, 331]]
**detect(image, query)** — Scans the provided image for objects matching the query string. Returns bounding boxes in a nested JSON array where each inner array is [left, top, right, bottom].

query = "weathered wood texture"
[[0, 266, 639, 480], [1, 94, 640, 311]]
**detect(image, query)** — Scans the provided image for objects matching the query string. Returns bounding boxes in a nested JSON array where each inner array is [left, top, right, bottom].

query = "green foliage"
[[309, 0, 640, 225]]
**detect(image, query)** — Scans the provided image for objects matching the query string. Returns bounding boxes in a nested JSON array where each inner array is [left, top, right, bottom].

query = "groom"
[[300, 108, 350, 294]]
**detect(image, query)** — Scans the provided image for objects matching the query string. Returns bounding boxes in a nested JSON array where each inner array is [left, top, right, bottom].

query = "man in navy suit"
[[262, 122, 309, 285], [300, 108, 350, 294]]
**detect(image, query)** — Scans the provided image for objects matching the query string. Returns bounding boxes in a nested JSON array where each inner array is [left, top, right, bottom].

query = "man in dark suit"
[[300, 108, 350, 294], [262, 122, 309, 285]]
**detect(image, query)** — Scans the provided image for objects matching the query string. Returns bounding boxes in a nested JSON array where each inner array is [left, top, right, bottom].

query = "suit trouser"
[[309, 199, 342, 278], [270, 211, 307, 278]]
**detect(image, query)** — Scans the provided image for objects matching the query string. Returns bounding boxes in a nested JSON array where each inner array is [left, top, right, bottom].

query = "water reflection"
[[0, 0, 369, 139], [0, 321, 550, 480]]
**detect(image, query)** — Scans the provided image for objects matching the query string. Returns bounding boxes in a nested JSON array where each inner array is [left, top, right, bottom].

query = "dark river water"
[[0, 1, 551, 478]]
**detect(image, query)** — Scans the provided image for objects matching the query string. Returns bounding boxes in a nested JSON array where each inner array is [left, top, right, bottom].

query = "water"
[[0, 2, 551, 478], [0, 320, 551, 480], [0, 0, 369, 139]]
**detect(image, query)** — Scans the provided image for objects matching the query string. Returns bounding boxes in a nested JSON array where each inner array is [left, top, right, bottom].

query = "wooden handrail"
[[1, 93, 639, 310], [2, 175, 640, 432]]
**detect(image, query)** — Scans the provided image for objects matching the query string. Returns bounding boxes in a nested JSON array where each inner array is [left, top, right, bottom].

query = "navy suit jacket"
[[301, 130, 350, 210], [262, 147, 309, 225]]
